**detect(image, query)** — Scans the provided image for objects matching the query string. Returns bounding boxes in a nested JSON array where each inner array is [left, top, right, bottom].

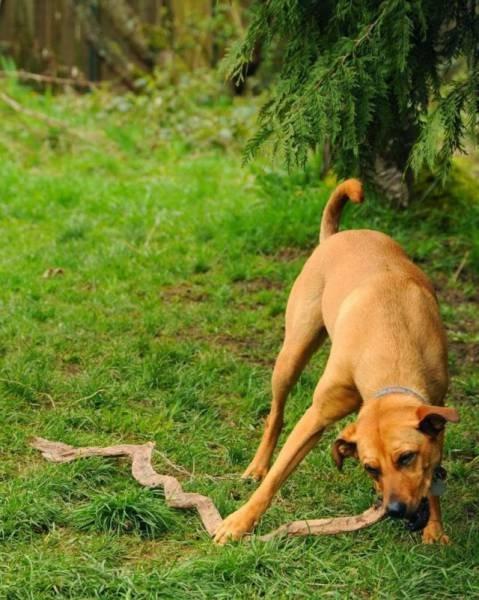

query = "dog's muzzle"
[[385, 497, 430, 531]]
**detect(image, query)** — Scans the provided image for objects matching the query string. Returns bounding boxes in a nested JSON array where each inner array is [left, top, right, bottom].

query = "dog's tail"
[[319, 179, 364, 242]]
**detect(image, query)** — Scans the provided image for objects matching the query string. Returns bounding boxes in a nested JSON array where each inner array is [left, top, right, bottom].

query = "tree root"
[[31, 437, 385, 541]]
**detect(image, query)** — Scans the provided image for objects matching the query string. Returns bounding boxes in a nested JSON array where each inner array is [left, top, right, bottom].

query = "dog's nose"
[[387, 500, 407, 519]]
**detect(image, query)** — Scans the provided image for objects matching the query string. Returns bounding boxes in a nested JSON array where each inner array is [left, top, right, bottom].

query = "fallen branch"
[[0, 91, 69, 129], [0, 70, 98, 89], [31, 437, 385, 540], [0, 91, 91, 142], [451, 250, 470, 283]]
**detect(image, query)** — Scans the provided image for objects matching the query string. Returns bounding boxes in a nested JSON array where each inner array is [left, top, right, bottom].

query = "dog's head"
[[332, 396, 459, 529]]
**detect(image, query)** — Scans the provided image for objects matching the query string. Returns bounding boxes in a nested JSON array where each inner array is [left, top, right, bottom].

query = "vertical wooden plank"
[[89, 0, 102, 81], [13, 0, 36, 69], [55, 0, 76, 77], [50, 0, 62, 74], [147, 1, 166, 28], [34, 0, 45, 57], [0, 0, 17, 58], [171, 0, 212, 68], [140, 0, 160, 24], [34, 0, 49, 71], [153, 0, 165, 25], [72, 0, 91, 80]]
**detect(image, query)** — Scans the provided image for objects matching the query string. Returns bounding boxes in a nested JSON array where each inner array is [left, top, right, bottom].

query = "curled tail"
[[319, 179, 364, 242]]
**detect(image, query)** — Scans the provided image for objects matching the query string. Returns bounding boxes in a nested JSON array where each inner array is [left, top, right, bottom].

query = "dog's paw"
[[213, 507, 258, 545], [241, 462, 269, 481], [422, 523, 450, 545]]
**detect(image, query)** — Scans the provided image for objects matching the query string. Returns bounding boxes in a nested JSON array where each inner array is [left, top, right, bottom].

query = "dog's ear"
[[417, 405, 459, 437], [332, 422, 358, 470]]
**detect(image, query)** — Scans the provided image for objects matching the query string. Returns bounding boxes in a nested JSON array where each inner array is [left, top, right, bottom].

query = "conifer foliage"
[[225, 1, 479, 184]]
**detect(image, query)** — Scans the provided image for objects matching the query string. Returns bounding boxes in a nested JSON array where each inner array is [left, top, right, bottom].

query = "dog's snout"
[[387, 500, 407, 519]]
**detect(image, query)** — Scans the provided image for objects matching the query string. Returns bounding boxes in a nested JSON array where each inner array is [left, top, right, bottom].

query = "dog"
[[214, 179, 459, 545]]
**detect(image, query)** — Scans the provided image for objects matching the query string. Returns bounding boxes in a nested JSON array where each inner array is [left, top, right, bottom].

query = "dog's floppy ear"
[[417, 405, 459, 437], [332, 422, 358, 470]]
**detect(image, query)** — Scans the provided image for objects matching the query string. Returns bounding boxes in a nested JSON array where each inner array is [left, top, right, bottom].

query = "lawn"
[[0, 73, 478, 598]]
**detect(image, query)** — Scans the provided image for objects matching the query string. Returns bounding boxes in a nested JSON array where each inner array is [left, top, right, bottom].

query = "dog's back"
[[319, 229, 435, 325], [312, 181, 437, 331], [312, 183, 448, 401]]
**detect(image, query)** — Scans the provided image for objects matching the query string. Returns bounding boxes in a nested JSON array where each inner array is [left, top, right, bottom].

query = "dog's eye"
[[364, 464, 381, 478], [398, 451, 417, 467]]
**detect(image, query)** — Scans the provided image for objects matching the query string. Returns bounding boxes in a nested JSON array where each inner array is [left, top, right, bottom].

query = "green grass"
[[0, 74, 478, 598]]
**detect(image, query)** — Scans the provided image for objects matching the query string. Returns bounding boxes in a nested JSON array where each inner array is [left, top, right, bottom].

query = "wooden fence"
[[0, 1, 245, 86]]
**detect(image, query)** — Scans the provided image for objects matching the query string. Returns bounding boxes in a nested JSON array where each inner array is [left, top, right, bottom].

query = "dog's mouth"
[[404, 497, 430, 531], [378, 495, 431, 531]]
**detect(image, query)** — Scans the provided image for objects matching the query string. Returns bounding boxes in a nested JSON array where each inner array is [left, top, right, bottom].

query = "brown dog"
[[214, 179, 459, 545]]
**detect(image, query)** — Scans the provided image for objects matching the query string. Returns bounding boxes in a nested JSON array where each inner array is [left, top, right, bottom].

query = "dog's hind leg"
[[242, 303, 327, 480]]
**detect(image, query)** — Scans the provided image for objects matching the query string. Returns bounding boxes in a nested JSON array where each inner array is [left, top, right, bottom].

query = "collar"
[[431, 465, 447, 496], [374, 385, 428, 404]]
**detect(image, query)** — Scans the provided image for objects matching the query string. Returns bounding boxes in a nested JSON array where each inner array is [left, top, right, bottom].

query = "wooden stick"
[[451, 250, 470, 283], [0, 70, 98, 89], [0, 91, 91, 142], [0, 91, 69, 129], [31, 437, 385, 540]]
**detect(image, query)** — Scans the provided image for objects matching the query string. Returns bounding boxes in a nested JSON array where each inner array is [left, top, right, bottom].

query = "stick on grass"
[[31, 437, 385, 540]]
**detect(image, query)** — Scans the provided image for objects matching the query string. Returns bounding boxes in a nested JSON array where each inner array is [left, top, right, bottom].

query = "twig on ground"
[[0, 69, 98, 89], [0, 91, 92, 142], [42, 267, 65, 278], [72, 389, 106, 405], [154, 449, 239, 482], [451, 250, 470, 283], [31, 437, 386, 540], [155, 450, 195, 478], [143, 218, 161, 252]]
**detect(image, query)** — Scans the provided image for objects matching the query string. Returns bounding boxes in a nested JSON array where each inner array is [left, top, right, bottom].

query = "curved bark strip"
[[258, 505, 385, 541], [31, 437, 385, 540], [31, 437, 223, 536]]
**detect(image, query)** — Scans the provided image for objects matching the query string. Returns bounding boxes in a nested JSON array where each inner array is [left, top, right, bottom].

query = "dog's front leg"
[[214, 405, 327, 544], [243, 330, 328, 481], [422, 495, 449, 544]]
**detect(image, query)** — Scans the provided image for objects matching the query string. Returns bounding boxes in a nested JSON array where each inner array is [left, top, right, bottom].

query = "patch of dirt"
[[448, 339, 479, 368], [433, 274, 479, 377], [434, 273, 479, 305], [59, 358, 83, 376], [160, 282, 209, 303], [154, 326, 278, 368], [233, 276, 284, 293], [124, 539, 198, 566], [273, 247, 310, 262], [214, 332, 276, 368], [63, 363, 82, 376], [439, 286, 479, 306]]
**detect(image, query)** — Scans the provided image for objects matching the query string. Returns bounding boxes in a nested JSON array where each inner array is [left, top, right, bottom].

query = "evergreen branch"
[[314, 0, 397, 91], [227, 0, 479, 189]]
